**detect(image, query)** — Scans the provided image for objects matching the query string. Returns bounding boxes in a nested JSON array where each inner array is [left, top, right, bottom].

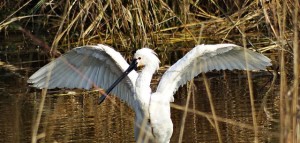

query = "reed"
[[1, 0, 299, 142]]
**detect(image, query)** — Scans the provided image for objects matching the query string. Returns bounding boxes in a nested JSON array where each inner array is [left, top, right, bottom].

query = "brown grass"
[[1, 0, 299, 143]]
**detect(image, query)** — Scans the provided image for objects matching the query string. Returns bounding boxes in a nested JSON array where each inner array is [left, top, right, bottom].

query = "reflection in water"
[[0, 41, 278, 142], [0, 70, 279, 142]]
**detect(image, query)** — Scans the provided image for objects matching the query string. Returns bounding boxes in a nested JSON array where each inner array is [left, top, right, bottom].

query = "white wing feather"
[[28, 44, 138, 108], [155, 44, 271, 102]]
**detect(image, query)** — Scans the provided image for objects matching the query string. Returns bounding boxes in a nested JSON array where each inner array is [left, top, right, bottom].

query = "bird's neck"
[[137, 66, 156, 87], [135, 65, 156, 113]]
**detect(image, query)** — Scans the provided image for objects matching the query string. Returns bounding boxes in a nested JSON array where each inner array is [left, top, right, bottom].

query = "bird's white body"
[[28, 44, 271, 143]]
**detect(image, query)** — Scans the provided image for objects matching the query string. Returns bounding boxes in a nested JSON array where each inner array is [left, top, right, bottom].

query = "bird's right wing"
[[28, 44, 138, 108], [155, 44, 271, 102]]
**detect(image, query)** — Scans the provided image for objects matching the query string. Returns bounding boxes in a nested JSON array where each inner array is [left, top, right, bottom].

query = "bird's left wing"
[[155, 44, 271, 102], [28, 44, 138, 108]]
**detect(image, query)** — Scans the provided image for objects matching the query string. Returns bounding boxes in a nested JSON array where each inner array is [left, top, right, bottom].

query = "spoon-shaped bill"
[[98, 59, 137, 104]]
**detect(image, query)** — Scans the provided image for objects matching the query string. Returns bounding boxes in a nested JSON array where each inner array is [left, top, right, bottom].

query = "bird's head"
[[134, 48, 160, 70]]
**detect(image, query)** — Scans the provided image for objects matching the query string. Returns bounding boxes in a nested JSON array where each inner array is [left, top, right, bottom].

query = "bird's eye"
[[138, 57, 141, 60]]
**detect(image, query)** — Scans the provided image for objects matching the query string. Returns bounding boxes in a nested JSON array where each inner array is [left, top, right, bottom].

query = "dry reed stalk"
[[136, 117, 150, 142], [30, 47, 62, 143], [202, 73, 223, 143], [279, 44, 287, 143], [0, 0, 32, 27], [276, 0, 288, 142], [243, 33, 258, 143], [51, 1, 90, 54], [191, 82, 199, 141], [291, 0, 299, 142], [31, 89, 47, 143], [178, 81, 193, 143]]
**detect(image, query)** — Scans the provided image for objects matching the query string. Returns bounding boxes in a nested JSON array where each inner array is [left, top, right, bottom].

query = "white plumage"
[[28, 44, 271, 143]]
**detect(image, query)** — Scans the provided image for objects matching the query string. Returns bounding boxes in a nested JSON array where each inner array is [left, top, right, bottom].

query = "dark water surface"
[[0, 41, 279, 143]]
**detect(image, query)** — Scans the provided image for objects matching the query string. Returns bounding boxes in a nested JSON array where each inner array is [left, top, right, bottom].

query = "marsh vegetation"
[[0, 0, 299, 142]]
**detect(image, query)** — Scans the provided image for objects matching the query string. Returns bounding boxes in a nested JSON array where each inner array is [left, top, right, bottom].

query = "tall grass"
[[1, 0, 299, 142]]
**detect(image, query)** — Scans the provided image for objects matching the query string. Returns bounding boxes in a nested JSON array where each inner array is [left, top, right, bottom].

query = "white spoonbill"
[[28, 44, 271, 143]]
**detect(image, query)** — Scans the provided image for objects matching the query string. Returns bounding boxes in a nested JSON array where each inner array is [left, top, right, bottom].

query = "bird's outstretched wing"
[[155, 44, 272, 102], [28, 44, 138, 107]]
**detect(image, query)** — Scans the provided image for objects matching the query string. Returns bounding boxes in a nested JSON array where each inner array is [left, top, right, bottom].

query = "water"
[[0, 40, 279, 143]]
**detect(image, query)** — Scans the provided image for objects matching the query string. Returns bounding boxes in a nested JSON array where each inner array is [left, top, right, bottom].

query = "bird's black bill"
[[98, 59, 137, 104]]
